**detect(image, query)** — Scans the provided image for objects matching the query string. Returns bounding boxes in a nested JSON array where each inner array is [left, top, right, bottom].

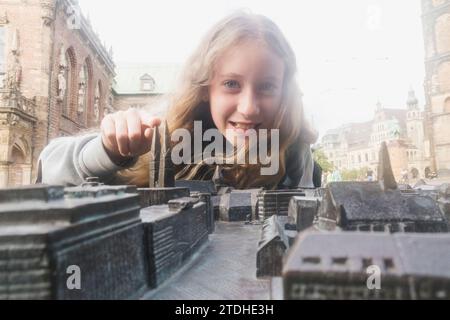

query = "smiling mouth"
[[229, 121, 261, 130]]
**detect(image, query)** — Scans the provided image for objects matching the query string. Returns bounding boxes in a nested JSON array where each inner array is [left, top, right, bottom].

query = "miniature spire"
[[212, 165, 225, 187], [158, 121, 175, 187], [149, 125, 160, 188], [377, 141, 398, 191]]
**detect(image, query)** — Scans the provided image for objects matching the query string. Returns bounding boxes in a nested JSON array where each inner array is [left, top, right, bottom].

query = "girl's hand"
[[100, 108, 161, 165]]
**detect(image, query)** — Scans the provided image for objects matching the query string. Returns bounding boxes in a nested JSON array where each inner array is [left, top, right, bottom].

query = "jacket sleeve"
[[297, 144, 315, 188], [37, 133, 136, 186], [279, 139, 315, 189]]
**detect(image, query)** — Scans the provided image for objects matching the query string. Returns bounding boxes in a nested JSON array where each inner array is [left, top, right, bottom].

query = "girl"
[[38, 11, 318, 189]]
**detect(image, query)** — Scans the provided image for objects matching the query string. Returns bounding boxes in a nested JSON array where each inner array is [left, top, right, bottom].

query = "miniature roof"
[[324, 181, 444, 222], [284, 232, 450, 278]]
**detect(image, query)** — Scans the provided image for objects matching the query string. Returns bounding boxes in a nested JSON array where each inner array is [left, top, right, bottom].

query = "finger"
[[114, 112, 130, 156], [101, 115, 118, 152], [144, 128, 152, 139], [138, 110, 161, 129], [126, 109, 143, 154]]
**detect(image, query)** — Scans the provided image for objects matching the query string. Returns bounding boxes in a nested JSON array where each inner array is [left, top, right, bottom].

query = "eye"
[[223, 80, 240, 89], [259, 82, 277, 92]]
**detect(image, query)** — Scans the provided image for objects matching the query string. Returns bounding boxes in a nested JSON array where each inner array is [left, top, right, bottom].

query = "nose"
[[237, 88, 260, 118]]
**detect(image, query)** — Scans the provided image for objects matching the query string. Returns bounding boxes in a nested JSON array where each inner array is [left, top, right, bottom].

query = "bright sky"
[[78, 0, 426, 139]]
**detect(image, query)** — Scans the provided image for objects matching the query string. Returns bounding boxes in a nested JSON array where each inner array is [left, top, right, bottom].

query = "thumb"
[[138, 110, 161, 128], [144, 127, 152, 139]]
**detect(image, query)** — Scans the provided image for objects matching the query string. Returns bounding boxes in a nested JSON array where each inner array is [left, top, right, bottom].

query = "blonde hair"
[[117, 11, 317, 188]]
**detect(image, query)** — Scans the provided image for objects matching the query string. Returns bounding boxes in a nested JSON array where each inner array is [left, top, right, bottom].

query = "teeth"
[[233, 123, 255, 130]]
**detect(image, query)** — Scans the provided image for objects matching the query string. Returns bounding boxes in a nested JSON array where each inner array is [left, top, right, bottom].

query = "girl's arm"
[[37, 108, 161, 186], [37, 133, 137, 186]]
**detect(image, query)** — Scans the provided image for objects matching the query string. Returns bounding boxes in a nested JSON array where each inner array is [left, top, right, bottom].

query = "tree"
[[313, 148, 333, 173], [341, 167, 370, 181]]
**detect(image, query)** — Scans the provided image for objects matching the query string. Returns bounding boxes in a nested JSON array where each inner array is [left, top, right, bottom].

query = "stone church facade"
[[0, 0, 115, 187], [422, 0, 450, 175], [320, 90, 433, 181]]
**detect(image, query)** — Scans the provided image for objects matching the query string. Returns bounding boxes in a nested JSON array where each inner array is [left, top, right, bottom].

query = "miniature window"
[[383, 258, 395, 271], [302, 257, 321, 264], [362, 258, 373, 269], [332, 257, 347, 265]]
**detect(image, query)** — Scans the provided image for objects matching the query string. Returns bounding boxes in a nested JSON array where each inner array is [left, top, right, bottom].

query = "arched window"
[[59, 47, 77, 117], [0, 26, 5, 88], [9, 144, 26, 187], [94, 80, 102, 123], [435, 14, 450, 54], [445, 97, 450, 113], [437, 61, 450, 92], [78, 58, 94, 125], [77, 63, 88, 120]]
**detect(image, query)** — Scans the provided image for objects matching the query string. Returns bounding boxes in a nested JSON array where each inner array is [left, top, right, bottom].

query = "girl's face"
[[209, 40, 285, 145]]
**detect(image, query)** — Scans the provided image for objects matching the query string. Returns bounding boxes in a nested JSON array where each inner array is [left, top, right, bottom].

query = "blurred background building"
[[318, 0, 450, 181], [421, 0, 450, 177], [0, 0, 176, 187]]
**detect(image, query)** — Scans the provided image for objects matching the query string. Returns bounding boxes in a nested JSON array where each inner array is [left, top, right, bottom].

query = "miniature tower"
[[158, 121, 175, 187], [377, 141, 398, 191], [149, 125, 161, 188], [149, 121, 175, 188], [212, 165, 226, 188]]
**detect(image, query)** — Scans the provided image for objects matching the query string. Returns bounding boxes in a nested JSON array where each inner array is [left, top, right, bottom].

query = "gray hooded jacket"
[[37, 133, 314, 188]]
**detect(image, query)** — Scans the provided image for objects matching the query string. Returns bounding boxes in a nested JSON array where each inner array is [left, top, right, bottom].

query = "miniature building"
[[411, 180, 441, 200], [288, 196, 321, 232], [139, 122, 191, 206], [137, 187, 190, 207], [438, 183, 450, 226], [257, 189, 306, 219], [316, 142, 448, 233], [140, 197, 209, 288], [149, 122, 175, 188], [317, 181, 448, 232], [190, 191, 215, 234], [216, 189, 261, 222], [175, 180, 217, 195], [0, 184, 147, 300], [256, 215, 289, 278], [282, 232, 450, 300]]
